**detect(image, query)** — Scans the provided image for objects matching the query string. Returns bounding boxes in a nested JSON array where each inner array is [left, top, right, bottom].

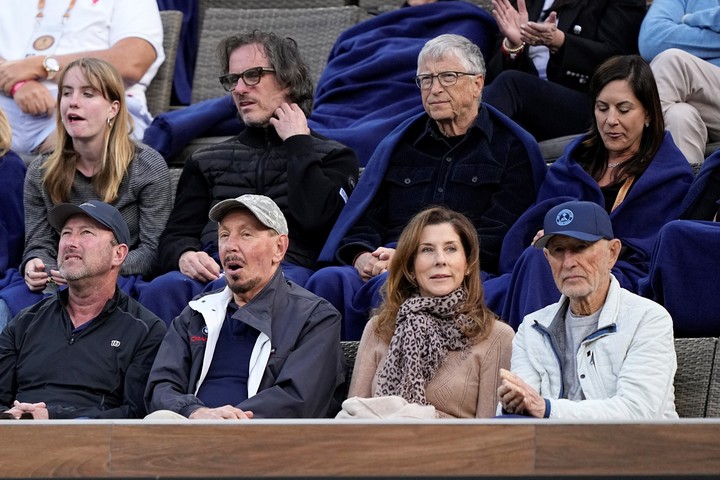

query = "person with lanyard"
[[0, 0, 164, 155], [0, 57, 171, 328], [481, 55, 693, 330]]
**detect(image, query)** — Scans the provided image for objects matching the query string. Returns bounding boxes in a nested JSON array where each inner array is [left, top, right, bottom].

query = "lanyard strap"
[[611, 176, 635, 213], [37, 0, 78, 24]]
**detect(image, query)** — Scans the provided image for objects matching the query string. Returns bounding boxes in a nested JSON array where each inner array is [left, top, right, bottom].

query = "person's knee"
[[306, 266, 349, 295], [665, 103, 704, 134], [651, 48, 691, 72], [485, 70, 530, 94], [665, 103, 707, 163]]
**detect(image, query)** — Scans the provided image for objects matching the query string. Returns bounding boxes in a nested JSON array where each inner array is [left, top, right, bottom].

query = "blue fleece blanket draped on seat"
[[308, 1, 498, 166], [483, 132, 694, 329], [0, 150, 25, 282], [142, 1, 498, 164], [638, 149, 720, 337]]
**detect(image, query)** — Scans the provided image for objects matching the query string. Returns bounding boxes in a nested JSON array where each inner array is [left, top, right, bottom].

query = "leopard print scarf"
[[375, 288, 473, 405]]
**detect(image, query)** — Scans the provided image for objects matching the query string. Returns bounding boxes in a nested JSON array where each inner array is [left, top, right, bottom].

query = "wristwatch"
[[42, 56, 60, 80]]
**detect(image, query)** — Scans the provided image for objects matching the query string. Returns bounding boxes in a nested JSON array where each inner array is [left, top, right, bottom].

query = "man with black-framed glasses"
[[307, 33, 546, 340], [138, 30, 359, 326]]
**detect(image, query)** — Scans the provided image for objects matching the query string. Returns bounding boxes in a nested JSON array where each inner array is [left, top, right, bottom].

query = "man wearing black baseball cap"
[[145, 194, 343, 420], [0, 201, 166, 420], [497, 200, 677, 420]]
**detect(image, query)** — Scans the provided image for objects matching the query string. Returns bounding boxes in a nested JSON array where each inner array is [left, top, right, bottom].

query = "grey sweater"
[[22, 143, 171, 277]]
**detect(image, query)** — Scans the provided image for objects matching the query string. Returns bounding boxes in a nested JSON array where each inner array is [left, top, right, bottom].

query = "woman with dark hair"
[[0, 58, 171, 324], [483, 55, 694, 329], [346, 206, 513, 418], [483, 0, 647, 141]]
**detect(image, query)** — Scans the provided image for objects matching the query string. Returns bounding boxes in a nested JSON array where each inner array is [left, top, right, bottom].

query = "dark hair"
[[575, 55, 664, 181], [374, 206, 496, 343], [217, 30, 314, 116]]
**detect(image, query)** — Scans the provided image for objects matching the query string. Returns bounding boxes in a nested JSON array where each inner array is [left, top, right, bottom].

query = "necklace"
[[607, 161, 626, 168]]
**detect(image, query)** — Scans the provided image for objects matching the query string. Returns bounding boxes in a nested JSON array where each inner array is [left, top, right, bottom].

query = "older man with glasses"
[[137, 30, 358, 326], [306, 33, 546, 340]]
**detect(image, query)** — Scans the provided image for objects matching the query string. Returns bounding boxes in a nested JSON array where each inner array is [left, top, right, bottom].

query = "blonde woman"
[[0, 58, 171, 323]]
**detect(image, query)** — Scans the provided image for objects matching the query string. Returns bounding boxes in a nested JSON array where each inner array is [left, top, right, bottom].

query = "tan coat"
[[348, 316, 514, 418]]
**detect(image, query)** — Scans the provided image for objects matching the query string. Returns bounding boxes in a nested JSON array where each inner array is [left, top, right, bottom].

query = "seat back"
[[198, 0, 349, 33], [146, 10, 183, 117], [673, 337, 717, 417], [706, 338, 720, 417], [339, 340, 359, 401], [191, 6, 365, 104]]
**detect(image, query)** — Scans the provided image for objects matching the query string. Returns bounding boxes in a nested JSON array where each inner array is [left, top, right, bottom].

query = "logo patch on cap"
[[556, 209, 574, 226]]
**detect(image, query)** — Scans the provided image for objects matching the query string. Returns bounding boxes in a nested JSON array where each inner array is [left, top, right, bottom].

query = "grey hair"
[[417, 34, 486, 76], [217, 30, 314, 116]]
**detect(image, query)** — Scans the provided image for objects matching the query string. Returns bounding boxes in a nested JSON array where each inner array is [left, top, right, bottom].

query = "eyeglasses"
[[219, 67, 276, 91], [414, 71, 479, 90]]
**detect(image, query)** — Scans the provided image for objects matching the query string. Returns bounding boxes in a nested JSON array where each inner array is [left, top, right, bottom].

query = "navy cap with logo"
[[534, 200, 614, 249], [48, 200, 131, 245]]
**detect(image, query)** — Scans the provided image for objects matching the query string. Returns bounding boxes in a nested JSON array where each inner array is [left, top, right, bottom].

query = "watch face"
[[45, 57, 60, 71]]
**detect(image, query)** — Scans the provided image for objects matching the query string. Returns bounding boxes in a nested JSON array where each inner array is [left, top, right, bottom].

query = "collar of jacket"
[[413, 103, 494, 148], [188, 268, 286, 340], [532, 274, 621, 335], [241, 124, 284, 148], [58, 286, 125, 325]]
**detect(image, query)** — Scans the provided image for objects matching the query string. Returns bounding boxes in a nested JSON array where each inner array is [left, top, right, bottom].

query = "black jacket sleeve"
[[285, 134, 358, 233], [158, 157, 214, 272]]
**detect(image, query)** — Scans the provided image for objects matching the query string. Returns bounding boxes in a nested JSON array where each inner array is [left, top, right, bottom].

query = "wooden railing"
[[2, 419, 720, 478]]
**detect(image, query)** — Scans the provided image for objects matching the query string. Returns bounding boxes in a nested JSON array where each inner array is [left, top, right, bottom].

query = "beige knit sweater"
[[348, 316, 514, 418]]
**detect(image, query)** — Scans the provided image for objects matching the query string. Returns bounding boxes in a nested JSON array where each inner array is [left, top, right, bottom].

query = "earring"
[[644, 121, 650, 128], [107, 118, 112, 127]]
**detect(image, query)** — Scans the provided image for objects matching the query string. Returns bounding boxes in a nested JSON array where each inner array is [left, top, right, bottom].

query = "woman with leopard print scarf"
[[345, 207, 514, 418]]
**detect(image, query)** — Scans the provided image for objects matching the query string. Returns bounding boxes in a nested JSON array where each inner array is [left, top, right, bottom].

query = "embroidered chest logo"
[[191, 326, 209, 344], [110, 340, 121, 348]]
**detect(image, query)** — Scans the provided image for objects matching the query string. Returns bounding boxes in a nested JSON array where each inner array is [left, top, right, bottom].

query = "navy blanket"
[[157, 0, 199, 105], [0, 151, 25, 280], [143, 1, 498, 164], [638, 149, 720, 337], [484, 132, 694, 328], [309, 1, 498, 166]]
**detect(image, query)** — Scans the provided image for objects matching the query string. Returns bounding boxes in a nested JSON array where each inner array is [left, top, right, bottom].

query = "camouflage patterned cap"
[[209, 194, 289, 235]]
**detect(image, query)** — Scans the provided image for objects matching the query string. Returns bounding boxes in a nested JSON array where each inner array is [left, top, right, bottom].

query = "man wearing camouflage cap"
[[145, 195, 344, 419]]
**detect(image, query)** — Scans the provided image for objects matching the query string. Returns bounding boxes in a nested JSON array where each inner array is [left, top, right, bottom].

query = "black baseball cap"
[[48, 200, 131, 245]]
